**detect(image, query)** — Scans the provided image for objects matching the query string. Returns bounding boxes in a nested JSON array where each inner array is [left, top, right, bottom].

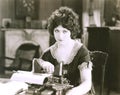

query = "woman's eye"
[[54, 30, 59, 33], [63, 30, 67, 33]]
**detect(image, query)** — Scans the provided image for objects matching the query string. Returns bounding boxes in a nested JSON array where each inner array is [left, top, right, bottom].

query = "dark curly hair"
[[47, 7, 80, 39]]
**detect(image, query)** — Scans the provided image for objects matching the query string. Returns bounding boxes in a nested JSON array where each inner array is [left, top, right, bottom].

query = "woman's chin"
[[57, 41, 66, 46], [58, 41, 66, 44]]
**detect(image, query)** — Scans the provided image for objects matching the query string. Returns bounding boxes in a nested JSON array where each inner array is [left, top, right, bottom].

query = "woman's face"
[[53, 25, 71, 44]]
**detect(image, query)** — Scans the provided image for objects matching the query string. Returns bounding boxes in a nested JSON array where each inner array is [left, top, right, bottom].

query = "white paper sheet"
[[10, 71, 52, 85]]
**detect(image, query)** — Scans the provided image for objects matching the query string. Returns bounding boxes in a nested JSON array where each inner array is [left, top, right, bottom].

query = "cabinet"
[[87, 27, 110, 52], [107, 28, 120, 92], [87, 27, 120, 92]]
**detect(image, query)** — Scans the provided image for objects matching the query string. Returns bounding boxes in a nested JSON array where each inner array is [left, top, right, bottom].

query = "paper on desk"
[[10, 71, 52, 85], [0, 81, 28, 95]]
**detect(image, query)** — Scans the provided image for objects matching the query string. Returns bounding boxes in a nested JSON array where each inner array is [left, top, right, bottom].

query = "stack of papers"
[[10, 71, 52, 85]]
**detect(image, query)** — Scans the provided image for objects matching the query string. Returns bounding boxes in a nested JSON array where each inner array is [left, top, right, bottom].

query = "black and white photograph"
[[0, 0, 120, 95]]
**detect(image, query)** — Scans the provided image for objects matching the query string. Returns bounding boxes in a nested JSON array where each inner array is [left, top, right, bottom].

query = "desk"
[[0, 78, 36, 95], [0, 71, 72, 95]]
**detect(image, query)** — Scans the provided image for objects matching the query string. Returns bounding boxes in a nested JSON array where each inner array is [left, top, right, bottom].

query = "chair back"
[[10, 43, 41, 71], [90, 51, 108, 95]]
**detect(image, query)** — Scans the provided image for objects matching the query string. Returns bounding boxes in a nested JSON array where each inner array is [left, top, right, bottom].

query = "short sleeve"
[[78, 45, 90, 64], [77, 45, 92, 70], [78, 61, 93, 71]]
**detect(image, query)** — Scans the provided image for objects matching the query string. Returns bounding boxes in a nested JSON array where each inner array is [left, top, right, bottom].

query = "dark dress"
[[41, 41, 91, 87]]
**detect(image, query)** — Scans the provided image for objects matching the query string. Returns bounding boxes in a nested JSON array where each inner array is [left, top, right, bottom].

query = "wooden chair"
[[90, 51, 108, 95], [1, 43, 41, 72]]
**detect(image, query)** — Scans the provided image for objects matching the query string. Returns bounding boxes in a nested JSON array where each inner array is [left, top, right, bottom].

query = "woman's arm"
[[32, 58, 54, 74], [32, 48, 55, 73], [66, 62, 92, 95]]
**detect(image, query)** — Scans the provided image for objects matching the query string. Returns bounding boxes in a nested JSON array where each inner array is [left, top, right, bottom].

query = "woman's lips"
[[58, 39, 63, 41]]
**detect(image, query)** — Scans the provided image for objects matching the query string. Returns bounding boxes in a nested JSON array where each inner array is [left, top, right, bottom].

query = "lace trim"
[[50, 40, 83, 64], [78, 61, 93, 71]]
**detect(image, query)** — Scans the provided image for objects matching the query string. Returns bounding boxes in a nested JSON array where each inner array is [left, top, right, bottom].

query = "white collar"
[[50, 40, 83, 64]]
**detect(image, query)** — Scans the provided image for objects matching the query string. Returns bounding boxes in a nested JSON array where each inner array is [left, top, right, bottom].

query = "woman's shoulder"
[[74, 39, 83, 48], [74, 40, 88, 52], [40, 44, 55, 58], [74, 40, 89, 56]]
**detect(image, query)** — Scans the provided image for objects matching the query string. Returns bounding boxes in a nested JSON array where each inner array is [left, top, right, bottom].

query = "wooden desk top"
[[0, 78, 39, 95]]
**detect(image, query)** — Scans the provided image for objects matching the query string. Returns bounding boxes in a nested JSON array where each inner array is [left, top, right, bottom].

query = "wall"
[[0, 0, 82, 29], [82, 0, 105, 46], [0, 0, 117, 29], [3, 29, 49, 67], [63, 0, 82, 27], [104, 0, 120, 25], [82, 0, 105, 28], [0, 0, 61, 28]]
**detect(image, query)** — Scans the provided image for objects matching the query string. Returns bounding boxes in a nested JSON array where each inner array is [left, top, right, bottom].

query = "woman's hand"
[[42, 61, 54, 74], [32, 58, 54, 74]]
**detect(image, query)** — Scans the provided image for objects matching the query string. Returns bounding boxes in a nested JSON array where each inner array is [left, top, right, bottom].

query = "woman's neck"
[[56, 39, 74, 48]]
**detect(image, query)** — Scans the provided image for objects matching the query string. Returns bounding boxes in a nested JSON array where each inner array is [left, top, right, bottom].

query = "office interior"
[[0, 0, 120, 95]]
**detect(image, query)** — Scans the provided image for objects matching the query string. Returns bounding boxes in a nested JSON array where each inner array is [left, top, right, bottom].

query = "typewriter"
[[34, 62, 73, 95]]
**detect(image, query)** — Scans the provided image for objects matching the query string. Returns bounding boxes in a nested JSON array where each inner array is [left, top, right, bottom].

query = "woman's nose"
[[59, 32, 64, 39]]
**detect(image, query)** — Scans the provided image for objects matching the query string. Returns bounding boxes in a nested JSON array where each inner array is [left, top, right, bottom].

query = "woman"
[[33, 7, 92, 95]]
